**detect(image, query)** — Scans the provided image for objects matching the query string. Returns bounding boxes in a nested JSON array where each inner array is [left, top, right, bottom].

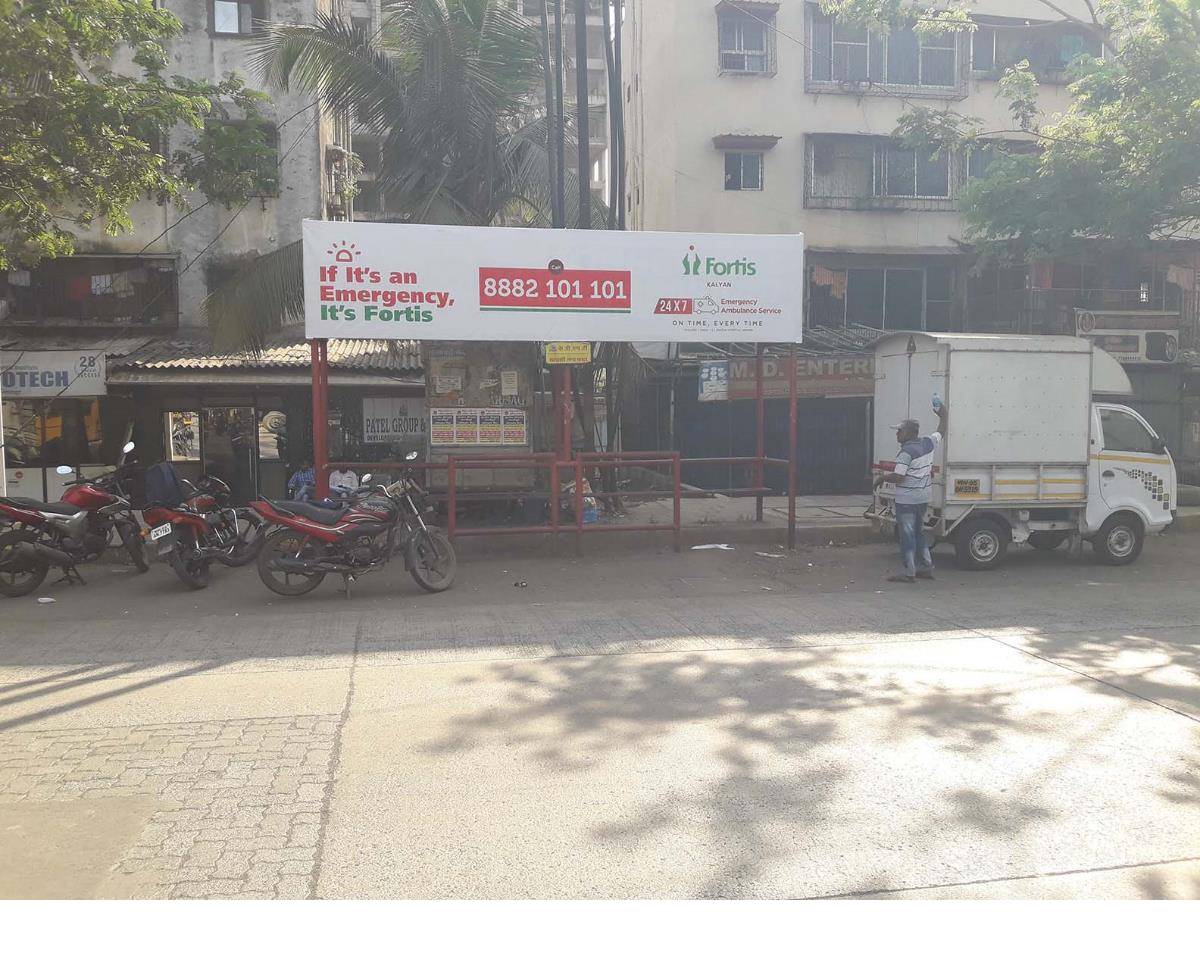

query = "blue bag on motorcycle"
[[144, 461, 188, 508]]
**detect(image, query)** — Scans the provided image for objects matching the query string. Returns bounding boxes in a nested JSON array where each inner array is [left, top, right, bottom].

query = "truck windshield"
[[1099, 409, 1158, 454]]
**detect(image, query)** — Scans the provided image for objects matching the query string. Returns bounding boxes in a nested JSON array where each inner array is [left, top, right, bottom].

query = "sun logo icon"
[[327, 241, 361, 263]]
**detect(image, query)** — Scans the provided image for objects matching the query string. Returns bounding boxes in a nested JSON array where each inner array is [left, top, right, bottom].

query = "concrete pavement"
[[1, 533, 1198, 898]]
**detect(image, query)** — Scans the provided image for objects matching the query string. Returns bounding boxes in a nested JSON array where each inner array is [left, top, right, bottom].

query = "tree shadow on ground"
[[418, 641, 1083, 897]]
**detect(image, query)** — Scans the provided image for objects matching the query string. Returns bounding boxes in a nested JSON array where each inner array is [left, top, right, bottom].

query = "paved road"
[[1, 533, 1198, 898]]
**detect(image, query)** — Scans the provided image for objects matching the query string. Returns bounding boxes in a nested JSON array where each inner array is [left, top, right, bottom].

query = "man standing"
[[874, 401, 948, 583]]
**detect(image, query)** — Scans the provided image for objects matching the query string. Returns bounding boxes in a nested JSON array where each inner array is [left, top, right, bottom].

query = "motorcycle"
[[178, 474, 267, 568], [249, 455, 456, 598], [143, 475, 267, 590], [0, 441, 149, 598]]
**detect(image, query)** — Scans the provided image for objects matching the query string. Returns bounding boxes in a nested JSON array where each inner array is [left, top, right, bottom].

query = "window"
[[212, 1, 264, 37], [807, 135, 952, 208], [1100, 409, 1159, 454], [2, 397, 134, 469], [968, 140, 1038, 180], [972, 21, 1104, 78], [811, 264, 955, 332], [167, 411, 201, 462], [204, 119, 280, 194], [724, 152, 763, 191], [719, 10, 775, 74], [809, 4, 959, 89]]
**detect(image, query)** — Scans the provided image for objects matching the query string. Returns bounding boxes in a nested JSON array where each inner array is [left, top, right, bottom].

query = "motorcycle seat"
[[269, 500, 351, 526], [0, 496, 82, 515]]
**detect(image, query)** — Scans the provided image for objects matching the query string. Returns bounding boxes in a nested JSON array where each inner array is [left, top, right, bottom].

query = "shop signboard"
[[361, 397, 427, 444], [303, 221, 803, 343], [718, 355, 875, 400], [0, 349, 106, 398]]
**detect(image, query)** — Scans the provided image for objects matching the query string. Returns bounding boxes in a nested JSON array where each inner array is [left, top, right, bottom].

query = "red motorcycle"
[[143, 474, 267, 590], [249, 457, 455, 598], [0, 441, 149, 597]]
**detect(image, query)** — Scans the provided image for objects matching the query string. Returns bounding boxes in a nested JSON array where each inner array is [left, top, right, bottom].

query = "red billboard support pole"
[[787, 344, 798, 550], [310, 339, 330, 499], [755, 344, 765, 522], [556, 365, 573, 461]]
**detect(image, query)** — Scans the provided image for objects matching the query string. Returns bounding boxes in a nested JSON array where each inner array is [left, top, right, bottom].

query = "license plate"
[[150, 524, 172, 541]]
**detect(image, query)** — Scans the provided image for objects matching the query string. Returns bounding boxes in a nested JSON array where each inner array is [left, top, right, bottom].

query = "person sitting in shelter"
[[287, 459, 316, 501], [328, 466, 358, 498]]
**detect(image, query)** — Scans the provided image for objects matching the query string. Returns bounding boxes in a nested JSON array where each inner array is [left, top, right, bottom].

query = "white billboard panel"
[[302, 221, 803, 343]]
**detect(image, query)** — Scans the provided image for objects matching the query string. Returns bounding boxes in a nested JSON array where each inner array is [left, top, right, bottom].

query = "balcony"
[[2, 256, 179, 330], [804, 135, 960, 212]]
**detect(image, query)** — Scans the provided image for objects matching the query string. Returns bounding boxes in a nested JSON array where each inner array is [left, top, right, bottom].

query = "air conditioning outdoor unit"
[[1075, 309, 1180, 365]]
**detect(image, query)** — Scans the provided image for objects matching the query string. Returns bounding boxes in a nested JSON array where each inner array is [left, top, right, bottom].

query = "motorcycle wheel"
[[216, 510, 267, 567], [0, 529, 51, 598], [168, 529, 211, 590], [118, 521, 150, 573], [406, 527, 457, 593], [257, 529, 325, 596]]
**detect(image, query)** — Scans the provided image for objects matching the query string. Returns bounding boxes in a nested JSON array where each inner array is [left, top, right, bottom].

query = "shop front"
[[108, 339, 424, 504], [1, 339, 151, 501]]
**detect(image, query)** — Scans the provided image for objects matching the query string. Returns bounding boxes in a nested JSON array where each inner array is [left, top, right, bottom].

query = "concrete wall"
[[624, 0, 1092, 246]]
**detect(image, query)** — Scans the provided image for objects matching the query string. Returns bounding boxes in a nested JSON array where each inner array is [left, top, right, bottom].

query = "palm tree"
[[206, 0, 605, 349]]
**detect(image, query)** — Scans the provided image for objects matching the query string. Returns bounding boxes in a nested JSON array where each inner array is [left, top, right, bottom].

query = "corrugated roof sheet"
[[0, 331, 163, 358], [113, 338, 422, 375]]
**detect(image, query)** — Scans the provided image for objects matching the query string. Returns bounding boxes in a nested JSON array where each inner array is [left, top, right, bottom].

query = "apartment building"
[[1, 1, 349, 500], [622, 0, 1196, 337]]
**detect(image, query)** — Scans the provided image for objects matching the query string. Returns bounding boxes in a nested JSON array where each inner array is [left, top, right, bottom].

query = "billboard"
[[302, 221, 803, 343]]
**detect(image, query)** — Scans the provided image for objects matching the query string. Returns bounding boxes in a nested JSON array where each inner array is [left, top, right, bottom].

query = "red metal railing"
[[321, 445, 797, 553]]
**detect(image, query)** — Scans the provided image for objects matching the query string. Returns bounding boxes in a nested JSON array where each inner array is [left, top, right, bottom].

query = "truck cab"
[[1086, 403, 1175, 561]]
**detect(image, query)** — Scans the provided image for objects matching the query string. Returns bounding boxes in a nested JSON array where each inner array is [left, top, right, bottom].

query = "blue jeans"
[[896, 502, 933, 577]]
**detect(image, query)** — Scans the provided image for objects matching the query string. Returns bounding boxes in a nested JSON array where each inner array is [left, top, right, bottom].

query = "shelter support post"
[[310, 339, 330, 499], [755, 344, 764, 522], [788, 345, 798, 550]]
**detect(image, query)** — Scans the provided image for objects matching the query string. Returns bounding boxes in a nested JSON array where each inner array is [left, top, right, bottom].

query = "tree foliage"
[[826, 0, 1200, 258], [207, 0, 604, 349], [0, 0, 278, 269]]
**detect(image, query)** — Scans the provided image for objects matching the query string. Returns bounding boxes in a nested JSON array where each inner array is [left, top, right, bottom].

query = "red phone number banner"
[[478, 267, 632, 312]]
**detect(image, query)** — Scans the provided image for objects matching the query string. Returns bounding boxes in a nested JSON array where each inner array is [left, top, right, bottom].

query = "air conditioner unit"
[[838, 79, 870, 92], [1075, 309, 1180, 365]]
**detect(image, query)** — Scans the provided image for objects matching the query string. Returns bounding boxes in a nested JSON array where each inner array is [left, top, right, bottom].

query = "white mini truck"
[[868, 333, 1176, 570]]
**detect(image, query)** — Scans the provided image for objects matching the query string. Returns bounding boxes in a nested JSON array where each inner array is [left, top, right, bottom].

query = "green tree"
[[206, 0, 604, 349], [0, 0, 278, 269], [823, 0, 1200, 258]]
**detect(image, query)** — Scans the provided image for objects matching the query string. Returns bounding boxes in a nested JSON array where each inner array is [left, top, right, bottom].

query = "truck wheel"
[[954, 517, 1009, 571], [1093, 514, 1144, 565], [1028, 531, 1068, 552]]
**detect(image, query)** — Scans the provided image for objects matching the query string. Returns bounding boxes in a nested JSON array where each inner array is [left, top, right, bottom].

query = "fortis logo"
[[681, 244, 757, 276]]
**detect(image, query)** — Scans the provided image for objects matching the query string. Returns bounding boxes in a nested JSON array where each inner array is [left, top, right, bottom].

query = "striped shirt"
[[894, 432, 942, 504]]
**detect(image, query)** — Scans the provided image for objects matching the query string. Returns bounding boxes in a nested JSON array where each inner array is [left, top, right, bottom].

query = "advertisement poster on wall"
[[303, 221, 803, 343], [430, 408, 528, 447]]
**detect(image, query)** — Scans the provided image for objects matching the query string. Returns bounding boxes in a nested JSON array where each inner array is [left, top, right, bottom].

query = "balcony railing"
[[3, 257, 178, 329]]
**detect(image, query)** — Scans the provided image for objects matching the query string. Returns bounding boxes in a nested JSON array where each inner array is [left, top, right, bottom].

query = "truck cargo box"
[[872, 334, 1117, 509]]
